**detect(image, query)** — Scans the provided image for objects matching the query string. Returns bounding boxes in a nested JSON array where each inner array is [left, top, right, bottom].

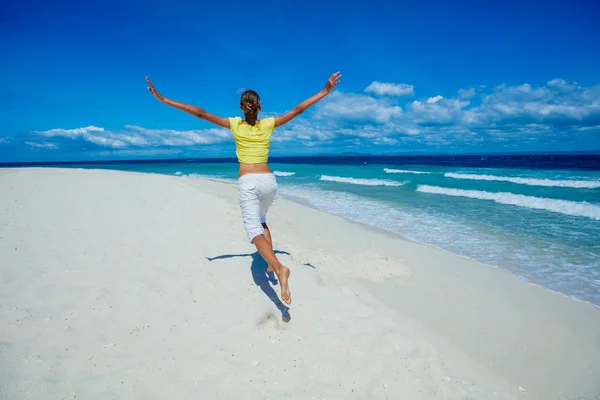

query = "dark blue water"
[[2, 154, 600, 170]]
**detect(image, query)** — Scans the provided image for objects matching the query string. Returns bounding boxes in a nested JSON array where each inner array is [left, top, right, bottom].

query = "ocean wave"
[[273, 171, 296, 177], [174, 171, 183, 176], [444, 172, 600, 189], [320, 175, 408, 187], [416, 185, 600, 220], [384, 168, 432, 175]]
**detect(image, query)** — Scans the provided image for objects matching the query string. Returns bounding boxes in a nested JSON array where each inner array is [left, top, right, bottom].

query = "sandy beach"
[[1, 167, 599, 399]]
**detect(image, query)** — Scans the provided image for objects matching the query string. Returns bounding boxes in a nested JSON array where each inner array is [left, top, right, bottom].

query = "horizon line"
[[2, 151, 600, 167]]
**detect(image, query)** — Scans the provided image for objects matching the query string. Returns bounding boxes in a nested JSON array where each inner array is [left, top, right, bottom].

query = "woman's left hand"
[[146, 76, 166, 103]]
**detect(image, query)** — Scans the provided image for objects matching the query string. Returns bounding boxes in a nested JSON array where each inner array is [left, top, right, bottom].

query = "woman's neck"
[[244, 114, 258, 126]]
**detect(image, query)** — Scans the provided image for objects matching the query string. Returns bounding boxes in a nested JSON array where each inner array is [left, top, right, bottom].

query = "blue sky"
[[1, 0, 599, 162]]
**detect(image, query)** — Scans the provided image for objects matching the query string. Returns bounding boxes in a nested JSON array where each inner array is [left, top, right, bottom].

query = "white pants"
[[238, 173, 278, 242]]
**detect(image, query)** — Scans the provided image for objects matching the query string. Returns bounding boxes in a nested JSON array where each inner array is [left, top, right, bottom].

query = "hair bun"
[[244, 101, 259, 113], [240, 89, 261, 117]]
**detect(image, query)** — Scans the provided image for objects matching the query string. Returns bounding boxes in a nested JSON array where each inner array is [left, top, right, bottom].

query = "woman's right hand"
[[325, 71, 342, 93], [146, 76, 166, 103]]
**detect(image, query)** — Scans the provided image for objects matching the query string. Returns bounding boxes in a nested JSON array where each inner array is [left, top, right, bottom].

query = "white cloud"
[[25, 141, 58, 149], [315, 92, 402, 124], [373, 137, 399, 145], [463, 81, 600, 128], [426, 95, 443, 104], [547, 78, 580, 91], [271, 119, 336, 143], [34, 125, 231, 149], [37, 126, 105, 138], [410, 97, 470, 126], [365, 81, 414, 96], [124, 125, 230, 146], [85, 135, 128, 148], [310, 78, 600, 147], [458, 88, 476, 99]]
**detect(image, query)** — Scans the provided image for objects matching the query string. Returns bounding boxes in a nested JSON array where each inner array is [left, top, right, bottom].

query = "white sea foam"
[[416, 185, 600, 220], [444, 173, 600, 189], [188, 173, 236, 184], [273, 171, 296, 177], [320, 175, 408, 187], [384, 168, 432, 175], [174, 171, 183, 176]]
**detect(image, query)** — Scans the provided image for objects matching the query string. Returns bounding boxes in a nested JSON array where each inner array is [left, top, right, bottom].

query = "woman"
[[146, 72, 341, 305]]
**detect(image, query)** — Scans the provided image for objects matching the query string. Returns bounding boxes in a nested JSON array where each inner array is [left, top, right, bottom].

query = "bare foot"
[[278, 266, 291, 305]]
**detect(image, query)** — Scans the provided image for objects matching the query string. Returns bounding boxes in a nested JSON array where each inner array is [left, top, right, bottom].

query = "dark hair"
[[240, 89, 261, 120]]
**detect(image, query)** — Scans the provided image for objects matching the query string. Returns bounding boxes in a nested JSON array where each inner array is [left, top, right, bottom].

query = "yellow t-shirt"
[[228, 116, 275, 164]]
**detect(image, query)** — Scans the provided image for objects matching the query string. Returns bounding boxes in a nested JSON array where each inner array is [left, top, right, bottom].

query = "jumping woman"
[[146, 72, 342, 305]]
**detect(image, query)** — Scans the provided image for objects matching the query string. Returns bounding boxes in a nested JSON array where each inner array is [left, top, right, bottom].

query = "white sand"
[[1, 167, 599, 399]]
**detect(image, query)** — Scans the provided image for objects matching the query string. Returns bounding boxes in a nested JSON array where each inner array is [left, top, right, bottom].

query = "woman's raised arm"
[[146, 77, 230, 129], [274, 72, 341, 128]]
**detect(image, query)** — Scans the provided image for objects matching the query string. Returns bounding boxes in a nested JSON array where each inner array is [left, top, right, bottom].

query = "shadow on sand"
[[207, 251, 291, 322]]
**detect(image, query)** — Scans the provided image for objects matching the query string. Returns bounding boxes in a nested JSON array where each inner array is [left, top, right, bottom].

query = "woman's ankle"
[[270, 261, 283, 272]]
